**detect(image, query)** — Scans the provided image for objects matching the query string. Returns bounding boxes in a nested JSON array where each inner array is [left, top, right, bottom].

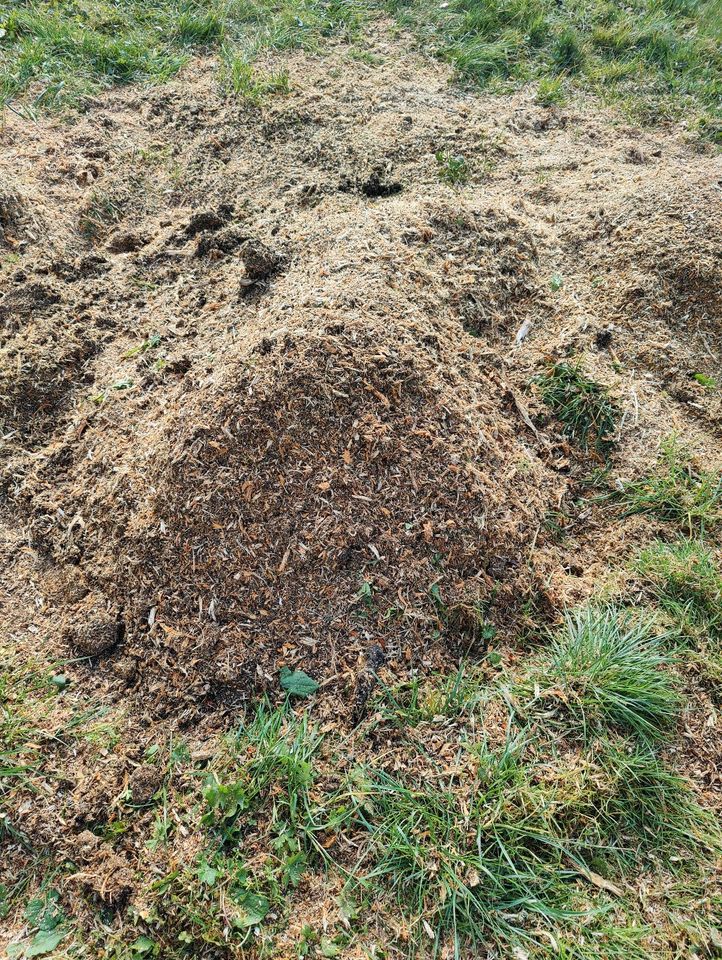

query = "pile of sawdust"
[[1, 32, 722, 958], [104, 320, 559, 716], [15, 193, 563, 717]]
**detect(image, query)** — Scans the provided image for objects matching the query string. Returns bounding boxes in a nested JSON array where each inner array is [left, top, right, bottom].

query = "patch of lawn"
[[329, 724, 717, 954], [636, 538, 721, 637], [16, 678, 715, 959], [202, 699, 324, 850], [635, 538, 722, 681], [390, 0, 722, 139], [0, 0, 364, 109], [1, 0, 720, 135], [332, 735, 578, 949]]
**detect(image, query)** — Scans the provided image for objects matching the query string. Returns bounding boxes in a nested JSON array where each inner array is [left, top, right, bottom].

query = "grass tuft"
[[635, 539, 722, 681], [175, 10, 225, 46], [536, 361, 619, 458], [218, 48, 290, 99], [525, 605, 680, 743], [595, 740, 719, 857], [636, 539, 721, 635], [536, 75, 566, 106], [334, 734, 576, 950], [378, 662, 488, 725], [618, 437, 721, 535], [552, 28, 587, 73]]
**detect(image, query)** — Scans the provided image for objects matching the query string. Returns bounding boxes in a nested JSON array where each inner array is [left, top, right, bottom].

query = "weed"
[[618, 437, 721, 535], [143, 854, 271, 952], [535, 361, 619, 457], [7, 885, 69, 957], [524, 606, 680, 743], [436, 149, 469, 185], [123, 333, 162, 360]]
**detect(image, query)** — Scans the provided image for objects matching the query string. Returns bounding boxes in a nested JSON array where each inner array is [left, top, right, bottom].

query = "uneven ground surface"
[[1, 23, 722, 960]]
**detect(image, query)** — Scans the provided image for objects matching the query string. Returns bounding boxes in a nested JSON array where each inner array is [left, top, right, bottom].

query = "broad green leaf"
[[232, 891, 269, 928], [131, 935, 156, 955], [279, 667, 319, 697], [25, 891, 64, 931], [284, 851, 307, 887], [25, 927, 68, 957], [197, 862, 218, 885], [320, 937, 342, 957]]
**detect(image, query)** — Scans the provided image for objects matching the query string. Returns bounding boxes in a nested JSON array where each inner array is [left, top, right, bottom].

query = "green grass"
[[1, 0, 720, 136], [6, 672, 720, 960], [202, 699, 323, 850], [536, 74, 567, 106], [133, 636, 714, 957], [378, 662, 489, 725], [0, 0, 364, 109], [218, 48, 290, 99], [535, 361, 619, 459], [593, 739, 717, 857], [436, 149, 470, 185], [392, 0, 722, 139], [330, 725, 717, 955], [635, 539, 722, 681], [333, 736, 578, 951], [524, 605, 681, 743], [618, 437, 721, 536], [636, 539, 721, 636]]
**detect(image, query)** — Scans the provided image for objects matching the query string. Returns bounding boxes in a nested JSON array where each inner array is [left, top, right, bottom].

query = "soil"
[[1, 25, 721, 955]]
